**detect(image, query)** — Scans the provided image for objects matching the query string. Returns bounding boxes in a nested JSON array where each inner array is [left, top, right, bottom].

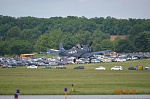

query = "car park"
[[95, 66, 106, 70], [55, 65, 67, 69], [111, 66, 122, 70], [74, 66, 84, 69], [27, 65, 38, 69]]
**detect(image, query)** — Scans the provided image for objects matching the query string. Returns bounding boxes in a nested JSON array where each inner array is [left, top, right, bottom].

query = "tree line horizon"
[[0, 15, 150, 56]]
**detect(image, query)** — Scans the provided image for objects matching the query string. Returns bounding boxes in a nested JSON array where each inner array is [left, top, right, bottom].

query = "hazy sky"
[[0, 0, 150, 19]]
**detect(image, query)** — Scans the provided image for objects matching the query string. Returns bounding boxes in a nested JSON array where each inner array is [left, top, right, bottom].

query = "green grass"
[[0, 59, 150, 95]]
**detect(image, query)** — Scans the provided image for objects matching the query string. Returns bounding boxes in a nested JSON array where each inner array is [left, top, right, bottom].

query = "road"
[[0, 95, 150, 99]]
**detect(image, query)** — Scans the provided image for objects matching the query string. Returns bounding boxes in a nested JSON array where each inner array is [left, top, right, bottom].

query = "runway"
[[0, 95, 150, 99]]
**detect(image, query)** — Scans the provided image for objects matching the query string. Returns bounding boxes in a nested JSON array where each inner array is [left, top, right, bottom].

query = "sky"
[[0, 0, 150, 19]]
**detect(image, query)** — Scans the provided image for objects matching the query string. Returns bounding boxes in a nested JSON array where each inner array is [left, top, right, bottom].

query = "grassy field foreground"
[[0, 59, 150, 95]]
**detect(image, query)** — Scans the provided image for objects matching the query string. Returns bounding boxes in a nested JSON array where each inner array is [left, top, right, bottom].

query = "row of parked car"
[[95, 65, 150, 70], [0, 57, 71, 68], [128, 65, 150, 70], [2, 60, 149, 70], [27, 65, 150, 70], [27, 65, 84, 69], [0, 52, 149, 68], [95, 66, 123, 70], [2, 53, 150, 65], [27, 65, 68, 69]]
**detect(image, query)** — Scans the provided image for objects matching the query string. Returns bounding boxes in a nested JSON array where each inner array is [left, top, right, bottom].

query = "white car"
[[95, 66, 106, 70], [116, 58, 126, 62], [111, 66, 122, 70], [27, 65, 38, 69], [145, 66, 150, 70]]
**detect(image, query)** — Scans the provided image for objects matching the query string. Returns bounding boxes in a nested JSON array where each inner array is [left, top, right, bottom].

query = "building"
[[110, 35, 126, 41]]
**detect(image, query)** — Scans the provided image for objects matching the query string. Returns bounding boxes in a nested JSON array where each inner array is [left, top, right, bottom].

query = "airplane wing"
[[80, 50, 111, 58], [91, 50, 111, 55]]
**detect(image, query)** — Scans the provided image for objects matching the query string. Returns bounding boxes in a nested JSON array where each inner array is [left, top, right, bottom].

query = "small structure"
[[20, 54, 34, 58], [110, 35, 126, 41]]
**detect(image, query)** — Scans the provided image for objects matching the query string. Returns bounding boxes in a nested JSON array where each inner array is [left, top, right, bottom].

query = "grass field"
[[0, 59, 150, 95]]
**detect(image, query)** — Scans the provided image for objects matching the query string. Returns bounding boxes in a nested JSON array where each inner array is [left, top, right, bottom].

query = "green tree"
[[101, 39, 113, 50], [0, 15, 150, 54], [61, 32, 75, 49], [9, 39, 33, 55], [91, 30, 103, 51], [6, 26, 21, 40], [35, 30, 63, 52], [20, 28, 41, 45], [0, 41, 10, 56], [115, 39, 136, 53], [112, 36, 121, 51], [74, 30, 92, 44]]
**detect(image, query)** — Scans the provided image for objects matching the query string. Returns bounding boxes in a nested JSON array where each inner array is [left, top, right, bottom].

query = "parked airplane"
[[59, 42, 111, 58]]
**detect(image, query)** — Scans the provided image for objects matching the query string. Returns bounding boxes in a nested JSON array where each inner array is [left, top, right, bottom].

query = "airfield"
[[0, 58, 150, 95], [1, 95, 150, 99]]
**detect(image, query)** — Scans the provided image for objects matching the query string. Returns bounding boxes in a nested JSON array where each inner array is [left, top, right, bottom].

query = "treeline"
[[0, 15, 150, 56]]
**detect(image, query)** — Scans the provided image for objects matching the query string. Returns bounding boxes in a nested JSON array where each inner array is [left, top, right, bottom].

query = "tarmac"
[[0, 95, 150, 99]]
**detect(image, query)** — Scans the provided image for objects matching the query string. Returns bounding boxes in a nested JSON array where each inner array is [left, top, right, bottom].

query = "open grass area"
[[0, 59, 150, 95]]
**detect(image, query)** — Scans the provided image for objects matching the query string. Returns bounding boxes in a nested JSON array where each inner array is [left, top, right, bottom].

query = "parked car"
[[75, 59, 85, 64], [80, 58, 90, 63], [145, 66, 150, 70], [116, 58, 126, 62], [95, 66, 106, 70], [102, 58, 112, 63], [111, 66, 122, 70], [91, 59, 101, 63], [7, 61, 17, 66], [27, 65, 38, 69], [74, 66, 84, 69], [49, 61, 58, 66], [55, 66, 67, 69], [28, 62, 38, 66], [2, 64, 16, 68], [16, 61, 26, 66], [128, 66, 137, 70], [58, 61, 68, 65], [132, 56, 138, 60], [7, 65, 16, 68], [126, 57, 132, 60], [43, 66, 51, 69]]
